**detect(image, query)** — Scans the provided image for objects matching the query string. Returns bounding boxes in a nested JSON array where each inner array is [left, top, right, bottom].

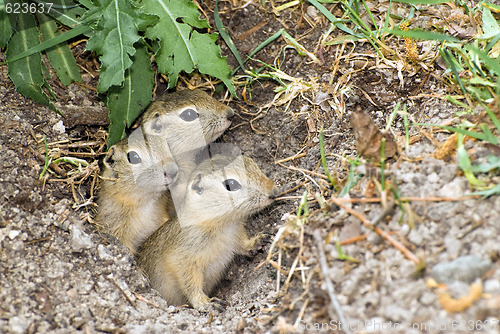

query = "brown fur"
[[95, 126, 178, 253], [137, 155, 277, 310]]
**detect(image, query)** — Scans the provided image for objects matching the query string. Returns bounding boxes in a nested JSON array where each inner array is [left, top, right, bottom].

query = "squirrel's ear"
[[191, 173, 204, 195], [103, 147, 117, 168], [151, 112, 163, 133]]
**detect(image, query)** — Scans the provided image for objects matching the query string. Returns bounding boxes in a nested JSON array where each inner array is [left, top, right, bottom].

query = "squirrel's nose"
[[164, 162, 179, 185], [269, 186, 280, 199]]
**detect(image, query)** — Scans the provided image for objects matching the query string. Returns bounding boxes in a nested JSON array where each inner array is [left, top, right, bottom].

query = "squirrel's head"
[[103, 127, 178, 191], [140, 89, 234, 156]]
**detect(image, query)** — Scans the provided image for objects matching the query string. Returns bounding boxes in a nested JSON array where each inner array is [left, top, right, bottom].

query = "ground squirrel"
[[95, 125, 178, 254], [96, 90, 233, 252], [140, 89, 235, 213], [137, 154, 277, 311]]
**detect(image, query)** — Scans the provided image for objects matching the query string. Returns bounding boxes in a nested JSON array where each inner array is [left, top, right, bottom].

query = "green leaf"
[[479, 6, 500, 40], [37, 13, 82, 86], [214, 0, 244, 74], [0, 0, 13, 47], [85, 0, 155, 93], [471, 155, 500, 173], [141, 0, 234, 94], [5, 13, 54, 109], [106, 42, 154, 146]]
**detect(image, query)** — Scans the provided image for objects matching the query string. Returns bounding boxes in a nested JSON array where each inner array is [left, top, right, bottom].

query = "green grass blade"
[[308, 0, 363, 38], [37, 13, 82, 86], [361, 0, 379, 36], [457, 133, 485, 186], [470, 183, 500, 198], [382, 0, 392, 34], [297, 190, 309, 218], [319, 128, 337, 190], [338, 162, 361, 197], [390, 28, 460, 42], [392, 0, 450, 4], [485, 106, 500, 134], [231, 29, 284, 76], [4, 24, 90, 64], [416, 123, 499, 145], [440, 48, 467, 95], [471, 46, 500, 76], [215, 0, 245, 74]]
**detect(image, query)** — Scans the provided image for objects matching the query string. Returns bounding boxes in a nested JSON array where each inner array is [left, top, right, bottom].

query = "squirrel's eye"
[[180, 108, 199, 122], [127, 151, 142, 164], [223, 179, 241, 191]]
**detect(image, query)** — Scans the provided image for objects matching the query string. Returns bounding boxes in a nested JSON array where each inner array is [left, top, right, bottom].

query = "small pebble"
[[70, 225, 94, 252], [430, 255, 492, 284]]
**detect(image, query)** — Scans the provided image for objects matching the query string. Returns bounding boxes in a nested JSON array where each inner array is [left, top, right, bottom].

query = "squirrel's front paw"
[[195, 297, 227, 313]]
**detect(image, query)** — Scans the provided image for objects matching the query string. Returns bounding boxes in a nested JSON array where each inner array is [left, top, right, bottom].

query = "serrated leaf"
[[6, 13, 55, 110], [85, 0, 155, 93], [0, 0, 13, 47], [191, 31, 235, 95], [106, 42, 154, 146], [141, 0, 234, 94], [38, 13, 82, 86]]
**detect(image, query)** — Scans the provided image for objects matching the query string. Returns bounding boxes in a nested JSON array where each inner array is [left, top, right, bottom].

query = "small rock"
[[430, 255, 492, 284], [8, 316, 29, 334], [52, 120, 66, 134], [236, 318, 246, 331], [444, 236, 461, 258], [483, 279, 500, 293], [8, 230, 20, 240], [407, 229, 423, 246], [98, 244, 113, 261], [437, 178, 466, 197], [69, 225, 94, 252]]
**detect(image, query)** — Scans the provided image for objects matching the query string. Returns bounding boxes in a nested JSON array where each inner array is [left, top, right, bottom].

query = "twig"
[[330, 197, 420, 264], [275, 152, 307, 164], [313, 229, 352, 334], [107, 277, 136, 308], [371, 200, 396, 227], [31, 148, 67, 177]]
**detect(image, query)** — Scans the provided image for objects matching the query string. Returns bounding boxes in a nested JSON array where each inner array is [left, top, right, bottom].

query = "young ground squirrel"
[[140, 89, 235, 213], [95, 125, 178, 254], [137, 154, 277, 311], [96, 90, 233, 252]]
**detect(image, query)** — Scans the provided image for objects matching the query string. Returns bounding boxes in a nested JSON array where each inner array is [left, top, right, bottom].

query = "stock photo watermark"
[[298, 319, 500, 332]]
